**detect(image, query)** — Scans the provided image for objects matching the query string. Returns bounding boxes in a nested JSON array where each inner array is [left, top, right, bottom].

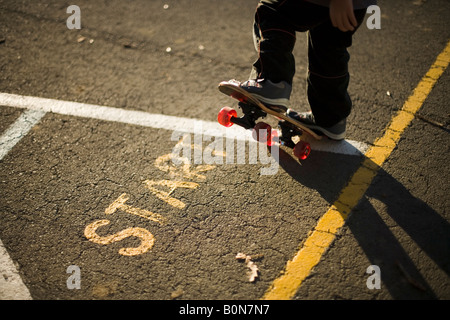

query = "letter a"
[[66, 265, 81, 289], [366, 5, 381, 30], [66, 5, 81, 30], [366, 265, 381, 289]]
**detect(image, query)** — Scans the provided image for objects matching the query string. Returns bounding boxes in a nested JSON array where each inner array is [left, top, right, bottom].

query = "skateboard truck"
[[278, 120, 299, 148], [218, 102, 265, 129], [278, 120, 311, 160], [218, 103, 278, 147]]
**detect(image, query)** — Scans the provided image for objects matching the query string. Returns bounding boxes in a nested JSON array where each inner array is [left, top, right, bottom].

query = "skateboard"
[[217, 80, 321, 160]]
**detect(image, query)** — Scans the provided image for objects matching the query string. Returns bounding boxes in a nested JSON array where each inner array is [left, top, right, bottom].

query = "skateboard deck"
[[217, 80, 321, 160]]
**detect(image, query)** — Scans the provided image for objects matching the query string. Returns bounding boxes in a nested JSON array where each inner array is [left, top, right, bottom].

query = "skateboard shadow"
[[271, 146, 450, 299]]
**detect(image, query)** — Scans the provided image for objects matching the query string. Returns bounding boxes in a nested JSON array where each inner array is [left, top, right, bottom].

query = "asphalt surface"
[[0, 0, 449, 304]]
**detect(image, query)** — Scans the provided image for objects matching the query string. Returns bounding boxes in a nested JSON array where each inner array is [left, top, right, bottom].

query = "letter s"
[[84, 220, 155, 256]]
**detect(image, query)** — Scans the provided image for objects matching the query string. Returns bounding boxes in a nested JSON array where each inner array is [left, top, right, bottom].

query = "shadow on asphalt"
[[273, 146, 450, 299]]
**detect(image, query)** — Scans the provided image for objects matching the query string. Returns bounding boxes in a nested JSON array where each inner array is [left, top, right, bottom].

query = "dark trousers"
[[250, 0, 366, 127]]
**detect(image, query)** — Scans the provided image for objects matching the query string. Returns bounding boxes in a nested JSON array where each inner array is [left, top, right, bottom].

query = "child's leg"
[[250, 0, 328, 85], [250, 1, 296, 84], [306, 9, 366, 127]]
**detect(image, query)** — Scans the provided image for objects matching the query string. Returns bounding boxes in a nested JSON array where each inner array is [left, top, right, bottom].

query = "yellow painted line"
[[263, 41, 450, 300]]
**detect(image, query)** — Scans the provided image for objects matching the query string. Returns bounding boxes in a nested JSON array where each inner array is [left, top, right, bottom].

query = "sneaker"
[[240, 79, 291, 112], [287, 110, 346, 140]]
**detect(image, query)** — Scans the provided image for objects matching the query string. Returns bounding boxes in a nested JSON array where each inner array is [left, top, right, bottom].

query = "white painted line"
[[0, 92, 249, 138], [302, 134, 370, 156], [0, 109, 45, 300], [0, 239, 32, 300], [0, 92, 368, 156], [0, 108, 46, 161]]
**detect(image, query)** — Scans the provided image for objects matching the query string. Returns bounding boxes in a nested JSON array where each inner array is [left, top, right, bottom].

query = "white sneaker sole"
[[249, 93, 290, 110]]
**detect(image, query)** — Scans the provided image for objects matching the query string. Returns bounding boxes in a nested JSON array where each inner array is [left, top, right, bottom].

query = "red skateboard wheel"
[[218, 107, 237, 127], [293, 141, 311, 160], [268, 128, 278, 147], [252, 122, 272, 145]]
